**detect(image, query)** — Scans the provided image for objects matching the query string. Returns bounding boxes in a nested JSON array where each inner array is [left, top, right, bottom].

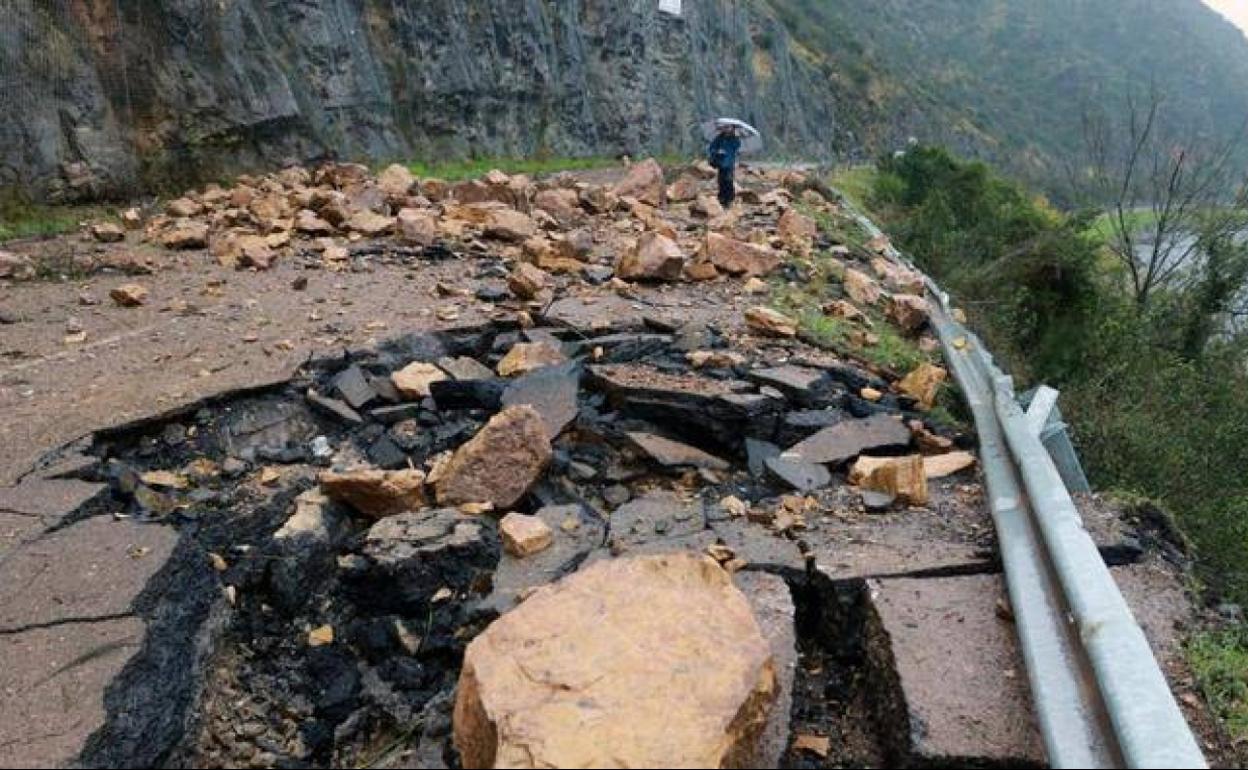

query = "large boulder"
[[453, 553, 777, 769], [705, 232, 782, 277], [435, 405, 552, 508], [613, 157, 666, 207], [616, 232, 685, 282]]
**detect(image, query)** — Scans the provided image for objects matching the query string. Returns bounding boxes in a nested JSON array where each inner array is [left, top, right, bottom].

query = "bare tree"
[[1068, 83, 1248, 312]]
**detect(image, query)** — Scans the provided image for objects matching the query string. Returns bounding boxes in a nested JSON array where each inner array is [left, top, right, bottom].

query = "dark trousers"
[[717, 165, 735, 208]]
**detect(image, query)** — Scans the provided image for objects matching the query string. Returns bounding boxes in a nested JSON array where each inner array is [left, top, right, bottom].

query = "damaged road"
[[0, 160, 1205, 769]]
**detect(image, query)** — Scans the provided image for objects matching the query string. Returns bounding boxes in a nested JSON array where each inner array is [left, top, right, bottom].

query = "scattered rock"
[[499, 513, 554, 558], [628, 432, 730, 471], [507, 262, 548, 300], [765, 455, 831, 492], [666, 173, 702, 202], [159, 220, 210, 250], [346, 210, 396, 237], [843, 268, 882, 306], [705, 232, 782, 277], [296, 209, 336, 236], [872, 256, 927, 294], [612, 157, 665, 207], [778, 208, 818, 248], [392, 362, 448, 400], [849, 455, 929, 506], [120, 208, 143, 229], [501, 362, 580, 439], [397, 208, 438, 246], [617, 232, 685, 282], [482, 209, 538, 242], [887, 294, 930, 334], [109, 283, 149, 307], [745, 307, 797, 337], [496, 341, 567, 377], [785, 414, 911, 466], [435, 405, 552, 509], [0, 251, 35, 281], [924, 451, 977, 479], [898, 363, 948, 409], [454, 553, 776, 769], [319, 468, 428, 519], [166, 197, 203, 218], [377, 163, 417, 199], [90, 222, 126, 243]]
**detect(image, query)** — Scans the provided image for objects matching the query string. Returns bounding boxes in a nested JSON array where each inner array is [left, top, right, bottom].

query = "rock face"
[[453, 553, 777, 769], [435, 405, 552, 508], [2, 1, 842, 203]]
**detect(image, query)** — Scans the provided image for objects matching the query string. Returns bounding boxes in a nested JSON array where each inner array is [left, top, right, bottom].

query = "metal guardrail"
[[841, 204, 1207, 768]]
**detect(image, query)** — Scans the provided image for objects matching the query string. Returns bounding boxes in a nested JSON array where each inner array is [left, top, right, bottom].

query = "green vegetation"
[[0, 196, 111, 243], [761, 0, 1248, 193], [859, 145, 1248, 617], [1188, 629, 1248, 742], [404, 155, 684, 182]]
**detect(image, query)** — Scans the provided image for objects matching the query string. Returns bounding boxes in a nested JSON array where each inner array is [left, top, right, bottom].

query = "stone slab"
[[735, 571, 797, 769]]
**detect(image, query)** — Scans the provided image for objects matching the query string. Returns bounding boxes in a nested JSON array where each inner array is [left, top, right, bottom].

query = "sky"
[[1204, 0, 1248, 35]]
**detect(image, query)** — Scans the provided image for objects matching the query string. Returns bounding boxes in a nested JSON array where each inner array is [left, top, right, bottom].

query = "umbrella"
[[701, 117, 763, 154]]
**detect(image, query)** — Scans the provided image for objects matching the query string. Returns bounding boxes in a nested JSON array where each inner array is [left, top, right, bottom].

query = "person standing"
[[707, 124, 742, 209]]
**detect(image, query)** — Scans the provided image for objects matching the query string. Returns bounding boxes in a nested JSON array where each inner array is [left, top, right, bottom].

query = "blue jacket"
[[708, 134, 741, 170]]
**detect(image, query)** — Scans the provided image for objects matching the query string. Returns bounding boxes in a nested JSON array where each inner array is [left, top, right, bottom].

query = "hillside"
[[3, 0, 1248, 202], [764, 0, 1248, 186]]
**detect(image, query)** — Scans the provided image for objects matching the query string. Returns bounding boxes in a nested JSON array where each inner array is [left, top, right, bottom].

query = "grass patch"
[[404, 155, 694, 182], [829, 164, 878, 211], [1187, 629, 1248, 744], [0, 201, 113, 243]]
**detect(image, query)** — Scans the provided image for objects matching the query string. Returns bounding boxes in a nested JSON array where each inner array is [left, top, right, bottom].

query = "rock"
[[691, 194, 725, 219], [823, 299, 868, 324], [924, 451, 977, 479], [871, 257, 927, 294], [357, 508, 497, 613], [497, 341, 567, 377], [0, 251, 35, 281], [483, 209, 538, 242], [484, 504, 605, 612], [666, 173, 703, 202], [120, 208, 143, 229], [109, 283, 149, 307], [435, 405, 552, 508], [887, 294, 930, 334], [898, 363, 948, 409], [843, 268, 882, 306], [747, 365, 829, 401], [499, 513, 554, 558], [453, 553, 777, 769], [159, 220, 209, 250], [683, 260, 720, 282], [90, 222, 126, 243], [333, 365, 377, 410], [522, 237, 587, 274], [612, 157, 666, 207], [849, 455, 929, 506], [213, 232, 276, 270], [296, 209, 336, 236], [778, 208, 818, 248], [765, 455, 831, 492], [705, 232, 782, 277], [507, 262, 548, 300], [628, 432, 730, 471], [307, 389, 364, 424], [744, 277, 770, 295], [377, 163, 417, 199], [745, 306, 797, 337], [392, 362, 448, 400], [785, 414, 911, 466], [438, 356, 496, 381], [346, 210, 396, 237], [533, 188, 583, 224], [688, 350, 747, 369], [319, 468, 427, 519], [274, 489, 344, 544], [166, 197, 203, 218], [616, 232, 685, 282], [861, 489, 897, 512], [501, 362, 579, 439], [397, 208, 438, 246]]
